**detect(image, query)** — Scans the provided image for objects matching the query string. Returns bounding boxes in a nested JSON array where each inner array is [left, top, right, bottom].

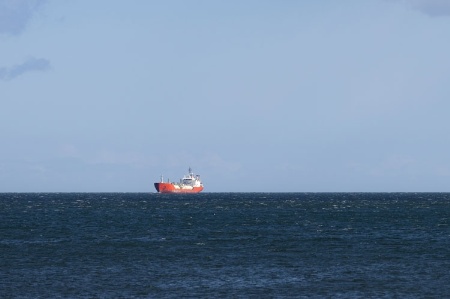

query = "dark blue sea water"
[[1, 193, 449, 298]]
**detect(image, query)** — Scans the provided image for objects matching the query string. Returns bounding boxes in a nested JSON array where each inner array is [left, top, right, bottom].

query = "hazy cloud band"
[[394, 0, 450, 17]]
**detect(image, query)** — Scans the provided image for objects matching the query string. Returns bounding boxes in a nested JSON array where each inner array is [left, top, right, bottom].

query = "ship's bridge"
[[179, 167, 202, 187], [182, 178, 194, 185]]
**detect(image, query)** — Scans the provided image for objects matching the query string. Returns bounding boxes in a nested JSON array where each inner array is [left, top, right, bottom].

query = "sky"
[[2, 0, 450, 192]]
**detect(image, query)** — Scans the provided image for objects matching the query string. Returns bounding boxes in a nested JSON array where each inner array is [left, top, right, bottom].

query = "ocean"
[[1, 192, 449, 298]]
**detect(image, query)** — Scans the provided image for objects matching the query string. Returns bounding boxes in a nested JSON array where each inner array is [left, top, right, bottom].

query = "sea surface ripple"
[[1, 193, 449, 298]]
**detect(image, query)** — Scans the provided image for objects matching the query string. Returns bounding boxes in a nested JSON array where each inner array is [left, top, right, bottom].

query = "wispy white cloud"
[[0, 57, 50, 80], [0, 0, 46, 35], [0, 1, 50, 81]]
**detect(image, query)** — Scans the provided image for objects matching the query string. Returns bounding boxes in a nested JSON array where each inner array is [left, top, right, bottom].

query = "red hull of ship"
[[154, 182, 204, 194]]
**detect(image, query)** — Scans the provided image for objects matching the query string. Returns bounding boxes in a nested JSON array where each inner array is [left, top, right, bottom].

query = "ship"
[[154, 167, 204, 193]]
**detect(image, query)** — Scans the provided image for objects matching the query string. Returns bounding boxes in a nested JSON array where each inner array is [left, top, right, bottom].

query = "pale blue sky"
[[2, 0, 450, 192]]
